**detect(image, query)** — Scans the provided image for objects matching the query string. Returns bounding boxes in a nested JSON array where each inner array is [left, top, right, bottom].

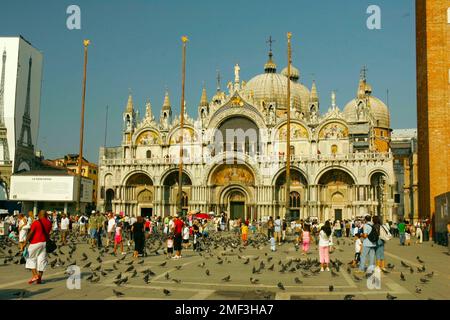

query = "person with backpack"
[[357, 215, 377, 274], [79, 213, 88, 236]]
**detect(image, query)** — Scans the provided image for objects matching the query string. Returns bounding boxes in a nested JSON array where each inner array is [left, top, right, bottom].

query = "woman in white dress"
[[18, 214, 28, 252]]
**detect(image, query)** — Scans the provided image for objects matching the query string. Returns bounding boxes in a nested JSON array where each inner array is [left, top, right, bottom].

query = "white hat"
[[91, 210, 96, 214]]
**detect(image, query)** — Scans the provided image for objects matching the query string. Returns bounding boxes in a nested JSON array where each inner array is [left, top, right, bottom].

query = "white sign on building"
[[10, 174, 93, 203]]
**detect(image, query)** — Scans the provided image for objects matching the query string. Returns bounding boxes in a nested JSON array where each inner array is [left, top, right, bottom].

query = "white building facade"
[[97, 52, 396, 222]]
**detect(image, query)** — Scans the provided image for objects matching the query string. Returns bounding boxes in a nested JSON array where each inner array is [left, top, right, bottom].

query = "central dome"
[[242, 72, 310, 112], [343, 96, 390, 128]]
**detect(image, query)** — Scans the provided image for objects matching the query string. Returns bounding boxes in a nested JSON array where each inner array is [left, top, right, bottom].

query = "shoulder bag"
[[38, 219, 57, 253]]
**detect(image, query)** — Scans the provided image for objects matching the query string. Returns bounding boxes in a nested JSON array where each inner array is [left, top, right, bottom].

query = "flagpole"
[[76, 39, 90, 214], [178, 36, 188, 217], [285, 32, 292, 222]]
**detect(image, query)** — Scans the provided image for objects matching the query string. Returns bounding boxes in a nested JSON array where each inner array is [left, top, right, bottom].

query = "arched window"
[[290, 191, 301, 208], [146, 150, 152, 159], [245, 137, 250, 154], [181, 191, 188, 207]]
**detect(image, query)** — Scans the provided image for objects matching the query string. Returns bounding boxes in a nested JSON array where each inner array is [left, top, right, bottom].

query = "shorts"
[[174, 234, 182, 251], [355, 252, 361, 262], [26, 242, 47, 272], [182, 239, 189, 244], [242, 233, 248, 242], [90, 229, 97, 239], [167, 247, 174, 254], [114, 235, 122, 244]]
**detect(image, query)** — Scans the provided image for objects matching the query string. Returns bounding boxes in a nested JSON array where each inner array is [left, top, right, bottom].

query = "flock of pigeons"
[[0, 230, 436, 300]]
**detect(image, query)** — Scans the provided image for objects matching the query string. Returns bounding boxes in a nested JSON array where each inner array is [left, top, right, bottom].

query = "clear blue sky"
[[0, 0, 416, 163]]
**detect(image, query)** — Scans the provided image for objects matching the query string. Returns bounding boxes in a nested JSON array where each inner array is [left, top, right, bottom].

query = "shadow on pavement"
[[0, 288, 52, 300]]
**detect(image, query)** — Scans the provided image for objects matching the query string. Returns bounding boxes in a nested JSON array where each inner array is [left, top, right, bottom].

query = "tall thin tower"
[[18, 56, 33, 148], [0, 49, 10, 162], [416, 0, 450, 229]]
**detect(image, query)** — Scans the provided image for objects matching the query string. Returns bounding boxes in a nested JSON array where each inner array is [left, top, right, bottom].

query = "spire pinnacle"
[[125, 92, 133, 112], [162, 90, 171, 110], [310, 80, 318, 102], [200, 85, 208, 106], [264, 35, 277, 73], [145, 99, 153, 119], [358, 66, 369, 98]]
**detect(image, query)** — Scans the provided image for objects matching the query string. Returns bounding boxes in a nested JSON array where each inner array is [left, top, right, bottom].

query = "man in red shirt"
[[173, 214, 184, 259], [25, 210, 52, 284]]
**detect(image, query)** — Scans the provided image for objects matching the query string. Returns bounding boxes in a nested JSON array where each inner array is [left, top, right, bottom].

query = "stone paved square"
[[1, 231, 448, 300]]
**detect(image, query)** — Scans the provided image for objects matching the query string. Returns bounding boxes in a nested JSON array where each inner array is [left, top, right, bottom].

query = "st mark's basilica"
[[97, 48, 396, 222]]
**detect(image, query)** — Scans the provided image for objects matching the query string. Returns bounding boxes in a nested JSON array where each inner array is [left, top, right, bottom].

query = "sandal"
[[28, 276, 39, 284]]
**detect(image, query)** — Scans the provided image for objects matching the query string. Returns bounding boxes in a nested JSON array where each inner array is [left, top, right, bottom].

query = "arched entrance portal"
[[105, 189, 114, 212], [208, 163, 256, 220], [220, 187, 249, 220], [274, 169, 308, 219], [317, 169, 355, 221], [370, 172, 388, 219], [125, 172, 154, 217], [137, 189, 153, 217], [162, 171, 192, 216]]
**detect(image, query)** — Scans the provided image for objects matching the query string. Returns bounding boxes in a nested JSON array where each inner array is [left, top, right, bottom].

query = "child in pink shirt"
[[302, 223, 311, 254]]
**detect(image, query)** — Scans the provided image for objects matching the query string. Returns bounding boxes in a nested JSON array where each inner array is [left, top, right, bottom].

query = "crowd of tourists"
[[0, 208, 444, 284]]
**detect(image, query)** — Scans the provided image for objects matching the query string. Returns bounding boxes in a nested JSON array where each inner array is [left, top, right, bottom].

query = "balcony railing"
[[100, 152, 393, 166]]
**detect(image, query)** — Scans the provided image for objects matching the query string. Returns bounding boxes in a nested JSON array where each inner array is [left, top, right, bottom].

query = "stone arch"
[[160, 168, 193, 186], [272, 166, 309, 186], [219, 184, 253, 204], [203, 155, 261, 185], [104, 173, 114, 187], [205, 106, 267, 143], [316, 120, 349, 140], [369, 170, 390, 217], [133, 128, 161, 146], [122, 171, 154, 186], [272, 120, 310, 142], [314, 166, 357, 185], [167, 125, 199, 145], [207, 163, 256, 187], [368, 168, 392, 185], [137, 189, 153, 202], [331, 191, 345, 202]]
